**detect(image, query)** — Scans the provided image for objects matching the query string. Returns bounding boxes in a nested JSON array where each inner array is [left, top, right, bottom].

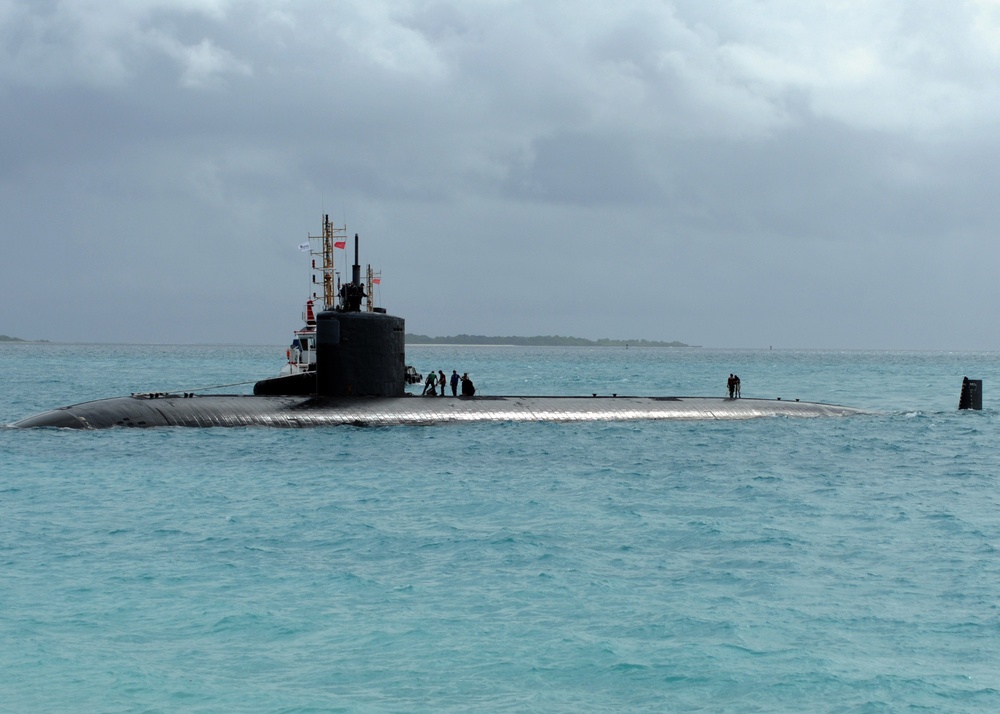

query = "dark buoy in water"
[[959, 377, 982, 410]]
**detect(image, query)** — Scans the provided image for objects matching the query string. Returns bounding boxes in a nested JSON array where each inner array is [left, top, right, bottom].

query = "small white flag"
[[298, 242, 310, 252]]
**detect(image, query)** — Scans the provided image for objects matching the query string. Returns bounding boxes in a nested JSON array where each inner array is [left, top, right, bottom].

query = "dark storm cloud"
[[3, 0, 1000, 348]]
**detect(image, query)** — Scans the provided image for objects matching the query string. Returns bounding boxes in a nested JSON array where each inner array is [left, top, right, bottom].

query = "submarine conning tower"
[[315, 232, 406, 397], [316, 311, 405, 396]]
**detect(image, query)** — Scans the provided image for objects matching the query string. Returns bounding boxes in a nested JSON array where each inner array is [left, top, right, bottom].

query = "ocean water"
[[2, 343, 999, 712]]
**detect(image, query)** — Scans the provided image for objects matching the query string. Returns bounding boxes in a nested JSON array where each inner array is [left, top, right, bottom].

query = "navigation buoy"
[[959, 377, 982, 410]]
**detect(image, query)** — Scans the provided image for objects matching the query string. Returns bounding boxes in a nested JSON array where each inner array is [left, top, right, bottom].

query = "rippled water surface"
[[2, 343, 999, 711]]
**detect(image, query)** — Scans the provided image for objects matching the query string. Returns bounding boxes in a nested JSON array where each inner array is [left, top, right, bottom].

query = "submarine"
[[13, 217, 865, 429]]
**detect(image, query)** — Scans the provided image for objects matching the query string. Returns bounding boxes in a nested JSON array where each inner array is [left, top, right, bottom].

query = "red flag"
[[334, 240, 346, 249], [373, 277, 381, 285]]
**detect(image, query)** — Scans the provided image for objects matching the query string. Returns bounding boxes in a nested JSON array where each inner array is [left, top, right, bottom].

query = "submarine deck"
[[13, 394, 865, 429]]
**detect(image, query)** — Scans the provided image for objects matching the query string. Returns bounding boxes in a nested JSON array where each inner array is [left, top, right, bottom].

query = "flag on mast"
[[334, 240, 347, 249], [298, 241, 310, 252]]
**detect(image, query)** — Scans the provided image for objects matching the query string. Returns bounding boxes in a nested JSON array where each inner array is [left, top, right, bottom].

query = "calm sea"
[[2, 343, 999, 712]]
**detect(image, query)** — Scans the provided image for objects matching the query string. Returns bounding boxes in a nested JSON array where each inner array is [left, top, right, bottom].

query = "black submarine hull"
[[12, 394, 865, 429], [12, 228, 867, 430]]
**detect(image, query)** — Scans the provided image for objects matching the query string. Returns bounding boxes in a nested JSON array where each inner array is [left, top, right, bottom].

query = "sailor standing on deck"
[[438, 370, 447, 396], [423, 371, 437, 395], [450, 370, 460, 396]]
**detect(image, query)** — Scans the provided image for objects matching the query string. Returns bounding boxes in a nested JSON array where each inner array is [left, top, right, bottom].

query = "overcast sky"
[[4, 0, 1000, 349]]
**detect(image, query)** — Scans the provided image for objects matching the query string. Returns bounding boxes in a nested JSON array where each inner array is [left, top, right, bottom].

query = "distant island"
[[0, 335, 48, 343], [406, 334, 691, 347]]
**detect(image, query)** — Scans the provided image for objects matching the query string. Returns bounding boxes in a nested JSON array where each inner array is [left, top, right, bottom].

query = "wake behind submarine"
[[13, 217, 864, 429]]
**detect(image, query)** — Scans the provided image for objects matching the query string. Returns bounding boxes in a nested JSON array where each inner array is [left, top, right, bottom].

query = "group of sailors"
[[727, 373, 741, 399], [338, 282, 366, 312], [422, 369, 476, 397]]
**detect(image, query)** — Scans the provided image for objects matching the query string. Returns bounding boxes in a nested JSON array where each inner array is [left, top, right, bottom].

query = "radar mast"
[[308, 214, 347, 311]]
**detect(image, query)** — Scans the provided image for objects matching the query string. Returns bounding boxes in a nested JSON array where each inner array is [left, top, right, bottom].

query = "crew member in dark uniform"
[[338, 283, 366, 312]]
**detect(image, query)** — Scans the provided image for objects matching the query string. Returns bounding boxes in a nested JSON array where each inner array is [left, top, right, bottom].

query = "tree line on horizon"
[[405, 333, 691, 347], [0, 332, 689, 347]]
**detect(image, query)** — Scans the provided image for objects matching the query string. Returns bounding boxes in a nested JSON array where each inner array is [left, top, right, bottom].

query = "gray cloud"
[[3, 0, 1000, 348]]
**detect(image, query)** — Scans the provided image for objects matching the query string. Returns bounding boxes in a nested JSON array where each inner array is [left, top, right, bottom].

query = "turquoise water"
[[2, 344, 999, 711]]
